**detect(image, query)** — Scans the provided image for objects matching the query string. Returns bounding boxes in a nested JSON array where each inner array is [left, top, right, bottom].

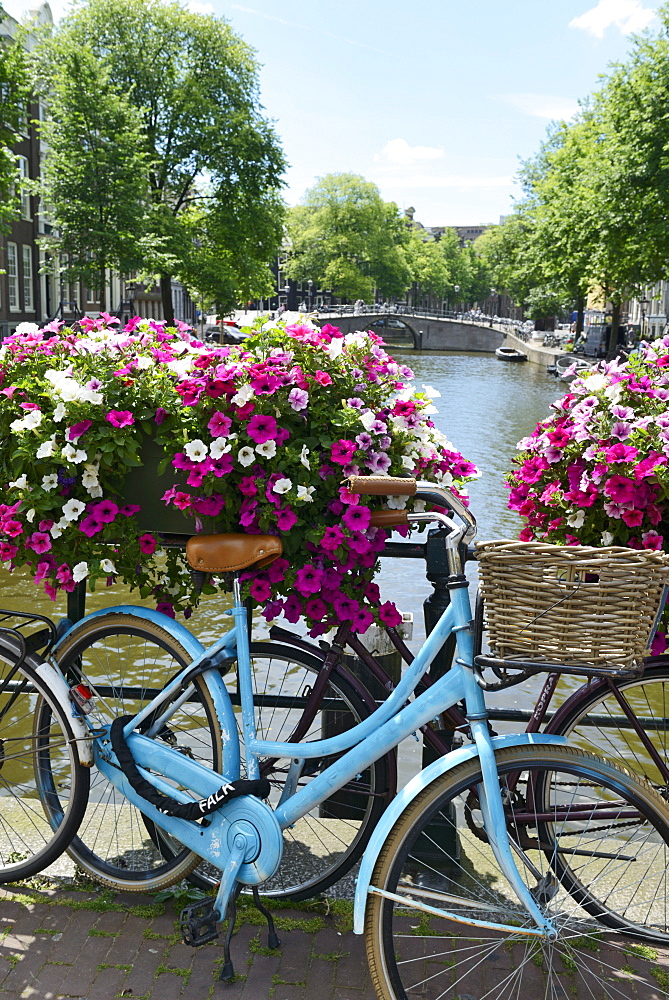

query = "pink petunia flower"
[[247, 413, 278, 444], [105, 410, 134, 428], [67, 420, 93, 442], [139, 533, 157, 555], [26, 531, 52, 554], [295, 564, 324, 596]]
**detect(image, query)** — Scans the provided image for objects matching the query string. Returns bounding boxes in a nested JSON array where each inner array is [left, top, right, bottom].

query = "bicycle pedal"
[[179, 899, 220, 946]]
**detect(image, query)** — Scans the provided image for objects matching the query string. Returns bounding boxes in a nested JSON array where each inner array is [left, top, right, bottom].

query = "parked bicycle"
[[1, 478, 669, 999]]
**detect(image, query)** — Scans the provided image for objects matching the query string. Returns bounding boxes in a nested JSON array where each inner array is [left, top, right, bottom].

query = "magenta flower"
[[91, 499, 119, 523], [313, 370, 333, 386], [295, 564, 324, 596], [604, 476, 638, 504], [320, 525, 345, 552], [305, 598, 327, 621], [282, 594, 303, 623], [26, 531, 52, 554], [0, 542, 18, 561], [119, 504, 141, 517], [156, 602, 176, 619], [343, 507, 372, 533], [105, 410, 134, 428], [247, 413, 278, 444], [79, 515, 105, 537], [351, 607, 375, 634], [139, 533, 157, 554], [276, 507, 297, 531], [621, 508, 644, 527], [333, 595, 359, 620], [366, 452, 391, 474], [379, 601, 402, 628], [67, 420, 92, 442], [266, 557, 289, 584], [155, 407, 167, 425], [239, 476, 257, 497], [56, 564, 73, 586], [2, 520, 23, 537], [330, 439, 356, 466], [207, 411, 232, 437], [250, 577, 272, 601]]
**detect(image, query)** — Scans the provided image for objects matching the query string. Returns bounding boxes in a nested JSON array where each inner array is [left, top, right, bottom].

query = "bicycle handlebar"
[[346, 476, 477, 537]]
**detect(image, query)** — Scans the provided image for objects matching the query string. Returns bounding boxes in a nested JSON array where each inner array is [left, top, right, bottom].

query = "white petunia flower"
[[41, 474, 59, 491], [100, 558, 117, 574], [359, 410, 377, 432], [421, 383, 441, 398], [62, 499, 85, 521], [53, 402, 67, 422], [23, 410, 43, 430], [300, 445, 311, 470], [256, 439, 277, 459], [62, 444, 87, 464], [72, 561, 89, 583], [36, 437, 57, 459], [15, 322, 39, 336], [273, 477, 292, 494], [325, 337, 344, 360], [50, 523, 63, 539], [184, 439, 208, 463], [581, 373, 607, 392], [401, 455, 415, 469], [237, 446, 255, 467], [231, 383, 254, 406], [210, 438, 231, 459], [566, 510, 586, 529], [296, 484, 315, 502], [135, 356, 152, 370], [386, 495, 408, 510], [25, 508, 35, 523], [601, 531, 614, 546], [9, 474, 28, 489]]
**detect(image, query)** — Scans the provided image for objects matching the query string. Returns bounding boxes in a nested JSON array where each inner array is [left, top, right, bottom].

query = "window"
[[17, 157, 30, 220], [7, 244, 19, 311], [22, 246, 33, 311]]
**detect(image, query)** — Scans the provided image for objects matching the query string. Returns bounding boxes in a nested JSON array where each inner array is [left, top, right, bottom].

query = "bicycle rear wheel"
[[550, 657, 669, 787], [0, 635, 89, 883], [366, 745, 669, 1000], [43, 614, 223, 891]]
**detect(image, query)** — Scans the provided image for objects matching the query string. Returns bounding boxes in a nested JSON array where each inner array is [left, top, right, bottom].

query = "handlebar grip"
[[347, 476, 417, 496], [368, 509, 409, 528]]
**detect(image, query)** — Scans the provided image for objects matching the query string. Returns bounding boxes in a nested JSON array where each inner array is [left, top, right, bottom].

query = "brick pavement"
[[0, 882, 668, 999]]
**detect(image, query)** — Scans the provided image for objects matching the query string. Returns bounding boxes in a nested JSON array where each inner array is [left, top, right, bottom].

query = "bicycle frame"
[[87, 568, 559, 939]]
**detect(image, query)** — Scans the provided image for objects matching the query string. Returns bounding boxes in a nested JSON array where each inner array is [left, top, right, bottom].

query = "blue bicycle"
[[1, 477, 669, 999]]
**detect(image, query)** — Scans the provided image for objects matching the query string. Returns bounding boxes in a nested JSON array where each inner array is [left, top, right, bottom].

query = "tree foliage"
[[39, 48, 149, 310], [35, 0, 286, 318], [0, 5, 28, 233], [286, 173, 412, 300]]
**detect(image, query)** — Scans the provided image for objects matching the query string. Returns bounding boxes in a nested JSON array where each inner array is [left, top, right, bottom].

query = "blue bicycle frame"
[[87, 554, 560, 940]]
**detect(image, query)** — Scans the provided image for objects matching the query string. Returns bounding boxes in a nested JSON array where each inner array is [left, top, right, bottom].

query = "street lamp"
[[453, 285, 460, 318], [639, 296, 649, 340], [489, 287, 496, 327], [307, 279, 313, 311]]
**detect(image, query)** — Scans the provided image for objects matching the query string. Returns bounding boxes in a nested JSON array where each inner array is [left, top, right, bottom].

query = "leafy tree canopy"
[[0, 5, 28, 232], [286, 173, 412, 301], [35, 0, 286, 319]]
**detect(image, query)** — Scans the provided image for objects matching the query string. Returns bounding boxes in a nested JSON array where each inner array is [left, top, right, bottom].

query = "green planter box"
[[119, 437, 197, 536]]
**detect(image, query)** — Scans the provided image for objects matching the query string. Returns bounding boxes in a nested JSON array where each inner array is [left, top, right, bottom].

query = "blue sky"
[[16, 0, 660, 226]]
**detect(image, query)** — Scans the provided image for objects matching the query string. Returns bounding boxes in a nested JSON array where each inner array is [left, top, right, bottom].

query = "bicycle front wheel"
[[0, 635, 89, 883], [550, 657, 669, 786], [366, 744, 669, 1000], [45, 614, 224, 891]]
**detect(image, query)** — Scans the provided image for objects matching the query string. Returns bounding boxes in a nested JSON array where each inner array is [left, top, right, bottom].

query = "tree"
[[39, 0, 285, 322], [286, 173, 412, 301], [0, 5, 28, 233], [39, 48, 149, 311]]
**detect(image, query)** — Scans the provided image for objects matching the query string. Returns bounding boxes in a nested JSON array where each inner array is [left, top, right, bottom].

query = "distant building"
[[453, 225, 489, 246]]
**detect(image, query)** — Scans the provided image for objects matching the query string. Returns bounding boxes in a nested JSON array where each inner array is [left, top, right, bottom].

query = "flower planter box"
[[119, 437, 197, 536]]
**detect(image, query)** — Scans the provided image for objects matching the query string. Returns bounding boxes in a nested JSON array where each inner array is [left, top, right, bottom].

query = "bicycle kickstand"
[[252, 885, 281, 950], [219, 884, 243, 982]]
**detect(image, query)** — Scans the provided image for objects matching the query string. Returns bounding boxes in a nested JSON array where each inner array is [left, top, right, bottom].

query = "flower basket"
[[0, 316, 478, 629], [476, 539, 669, 670]]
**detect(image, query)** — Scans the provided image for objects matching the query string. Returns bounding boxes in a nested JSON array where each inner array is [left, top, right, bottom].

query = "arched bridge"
[[322, 311, 505, 352]]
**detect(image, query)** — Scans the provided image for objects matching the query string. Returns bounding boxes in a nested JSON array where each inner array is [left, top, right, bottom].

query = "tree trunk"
[[575, 294, 585, 337], [606, 300, 622, 361], [160, 274, 175, 326], [99, 264, 106, 313]]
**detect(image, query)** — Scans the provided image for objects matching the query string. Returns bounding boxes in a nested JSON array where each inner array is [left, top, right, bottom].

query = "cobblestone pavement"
[[1, 883, 669, 999]]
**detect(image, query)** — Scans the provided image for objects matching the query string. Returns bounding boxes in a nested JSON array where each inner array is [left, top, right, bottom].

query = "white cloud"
[[569, 0, 656, 38], [375, 138, 444, 166], [187, 0, 215, 12], [499, 93, 580, 120]]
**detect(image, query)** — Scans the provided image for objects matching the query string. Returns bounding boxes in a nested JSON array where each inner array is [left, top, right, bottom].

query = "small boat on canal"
[[496, 346, 527, 362]]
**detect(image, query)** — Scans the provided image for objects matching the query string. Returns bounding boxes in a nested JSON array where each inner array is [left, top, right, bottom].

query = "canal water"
[[0, 349, 566, 704]]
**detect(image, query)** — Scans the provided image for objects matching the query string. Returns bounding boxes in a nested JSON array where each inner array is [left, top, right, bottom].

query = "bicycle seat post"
[[231, 572, 260, 780]]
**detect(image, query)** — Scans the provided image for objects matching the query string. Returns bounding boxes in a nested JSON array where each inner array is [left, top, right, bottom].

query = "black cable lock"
[[110, 716, 270, 821]]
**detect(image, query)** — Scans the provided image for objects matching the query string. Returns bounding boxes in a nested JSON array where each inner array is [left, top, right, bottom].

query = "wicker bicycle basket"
[[475, 540, 669, 671]]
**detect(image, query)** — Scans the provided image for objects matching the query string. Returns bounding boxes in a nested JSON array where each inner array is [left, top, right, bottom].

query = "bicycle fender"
[[352, 732, 567, 934], [33, 658, 94, 767], [52, 606, 240, 779]]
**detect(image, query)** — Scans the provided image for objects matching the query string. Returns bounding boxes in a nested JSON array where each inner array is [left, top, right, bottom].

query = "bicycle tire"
[[0, 634, 89, 883], [42, 614, 224, 891], [549, 657, 669, 787], [185, 640, 393, 900], [366, 744, 669, 1000]]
